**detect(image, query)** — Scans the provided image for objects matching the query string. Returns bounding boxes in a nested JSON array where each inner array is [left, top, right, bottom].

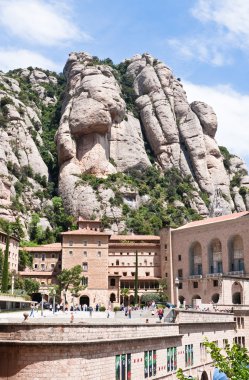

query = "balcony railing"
[[227, 270, 245, 276], [206, 272, 223, 278], [188, 274, 202, 279]]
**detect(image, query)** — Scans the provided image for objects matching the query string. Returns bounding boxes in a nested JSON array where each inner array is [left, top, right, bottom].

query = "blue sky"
[[0, 0, 248, 166]]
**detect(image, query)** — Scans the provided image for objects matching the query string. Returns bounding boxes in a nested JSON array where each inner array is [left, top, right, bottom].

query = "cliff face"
[[0, 52, 248, 236], [0, 67, 62, 232], [56, 52, 249, 231]]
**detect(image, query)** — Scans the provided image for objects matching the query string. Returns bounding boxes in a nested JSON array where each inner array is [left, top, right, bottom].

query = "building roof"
[[0, 229, 19, 241], [61, 230, 111, 236], [176, 211, 249, 230], [22, 243, 62, 252], [120, 276, 161, 280], [78, 217, 101, 223], [19, 271, 54, 276], [109, 242, 160, 248], [110, 235, 160, 241]]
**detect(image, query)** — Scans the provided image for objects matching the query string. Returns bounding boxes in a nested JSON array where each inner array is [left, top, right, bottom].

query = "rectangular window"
[[185, 344, 193, 367], [69, 250, 73, 255], [167, 347, 177, 372], [213, 280, 218, 287], [83, 240, 87, 246], [178, 255, 182, 261], [98, 240, 101, 246], [82, 277, 88, 286], [82, 262, 88, 272], [69, 241, 73, 246], [110, 278, 116, 286], [34, 264, 38, 269], [145, 272, 150, 276], [51, 263, 55, 269], [123, 272, 127, 276], [41, 264, 45, 270], [144, 350, 156, 378], [42, 254, 45, 261], [97, 251, 101, 257], [200, 343, 207, 363], [178, 269, 183, 278], [178, 282, 183, 289], [193, 282, 198, 288], [83, 251, 87, 257], [115, 353, 131, 380]]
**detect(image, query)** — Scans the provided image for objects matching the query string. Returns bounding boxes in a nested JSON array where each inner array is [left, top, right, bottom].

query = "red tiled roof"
[[110, 235, 160, 241], [120, 276, 161, 280], [61, 229, 111, 236], [22, 243, 62, 252], [19, 271, 54, 276], [176, 211, 249, 230], [109, 242, 160, 247]]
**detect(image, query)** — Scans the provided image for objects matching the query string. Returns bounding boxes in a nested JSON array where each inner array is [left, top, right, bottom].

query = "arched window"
[[209, 239, 222, 274], [228, 235, 244, 272], [189, 242, 202, 275]]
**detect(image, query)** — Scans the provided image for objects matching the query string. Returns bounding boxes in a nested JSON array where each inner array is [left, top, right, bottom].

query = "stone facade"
[[162, 211, 249, 307], [0, 310, 240, 379], [20, 211, 249, 309], [0, 230, 19, 272]]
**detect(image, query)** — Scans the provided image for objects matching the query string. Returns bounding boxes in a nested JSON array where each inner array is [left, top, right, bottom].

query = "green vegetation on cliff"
[[77, 166, 202, 235]]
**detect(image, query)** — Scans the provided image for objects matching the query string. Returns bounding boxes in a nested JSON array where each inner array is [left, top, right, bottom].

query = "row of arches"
[[190, 235, 244, 276], [179, 281, 243, 305]]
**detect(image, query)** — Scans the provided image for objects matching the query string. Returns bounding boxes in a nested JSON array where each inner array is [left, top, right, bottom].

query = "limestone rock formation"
[[56, 52, 150, 220], [0, 68, 57, 230]]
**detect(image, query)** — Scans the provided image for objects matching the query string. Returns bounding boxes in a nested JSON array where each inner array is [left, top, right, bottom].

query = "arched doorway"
[[110, 293, 116, 303], [179, 296, 185, 306], [189, 241, 202, 275], [32, 293, 42, 303], [212, 293, 220, 304], [232, 281, 243, 304], [201, 371, 208, 380], [209, 238, 222, 274], [228, 235, 244, 272], [80, 295, 90, 306]]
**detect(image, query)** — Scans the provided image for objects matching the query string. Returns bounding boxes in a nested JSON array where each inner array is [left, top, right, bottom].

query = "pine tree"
[[1, 233, 10, 293]]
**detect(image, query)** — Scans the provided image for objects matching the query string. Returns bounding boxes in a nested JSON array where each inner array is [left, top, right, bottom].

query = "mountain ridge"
[[0, 52, 248, 239]]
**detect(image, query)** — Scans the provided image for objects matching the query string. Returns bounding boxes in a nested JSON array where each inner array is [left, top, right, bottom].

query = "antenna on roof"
[[209, 187, 224, 217]]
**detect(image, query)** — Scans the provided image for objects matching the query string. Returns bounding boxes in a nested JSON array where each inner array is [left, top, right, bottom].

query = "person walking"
[[128, 306, 131, 319], [158, 308, 164, 322], [29, 303, 35, 318]]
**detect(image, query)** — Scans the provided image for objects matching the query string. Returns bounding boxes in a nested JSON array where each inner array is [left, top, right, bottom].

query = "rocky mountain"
[[0, 52, 248, 238]]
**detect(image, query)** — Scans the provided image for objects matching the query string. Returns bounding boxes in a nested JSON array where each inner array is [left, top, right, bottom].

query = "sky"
[[0, 0, 248, 167]]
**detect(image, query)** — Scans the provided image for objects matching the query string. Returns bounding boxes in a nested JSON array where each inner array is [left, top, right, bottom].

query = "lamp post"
[[11, 275, 14, 295], [52, 289, 56, 314], [175, 277, 180, 308], [63, 289, 66, 312], [41, 292, 44, 317]]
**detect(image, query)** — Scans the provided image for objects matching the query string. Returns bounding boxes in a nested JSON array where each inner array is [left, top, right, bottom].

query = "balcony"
[[226, 270, 245, 276], [188, 274, 202, 279], [206, 272, 223, 278]]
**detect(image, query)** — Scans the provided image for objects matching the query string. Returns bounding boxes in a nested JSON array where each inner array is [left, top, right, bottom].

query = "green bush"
[[114, 306, 120, 312], [99, 306, 106, 311]]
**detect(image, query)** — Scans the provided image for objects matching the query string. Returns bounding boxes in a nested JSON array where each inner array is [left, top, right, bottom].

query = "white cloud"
[[168, 37, 231, 66], [184, 80, 249, 165], [0, 0, 91, 46], [0, 49, 61, 72], [192, 0, 249, 51]]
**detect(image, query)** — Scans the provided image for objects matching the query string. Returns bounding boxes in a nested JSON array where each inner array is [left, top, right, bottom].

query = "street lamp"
[[63, 289, 66, 312], [52, 289, 56, 314], [41, 291, 45, 317], [11, 275, 15, 295], [175, 277, 180, 308]]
